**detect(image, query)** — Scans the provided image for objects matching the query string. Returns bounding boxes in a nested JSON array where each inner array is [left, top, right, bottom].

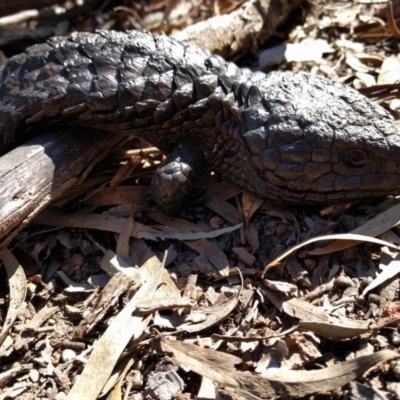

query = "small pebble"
[[29, 369, 39, 382], [61, 349, 76, 362], [334, 275, 354, 289]]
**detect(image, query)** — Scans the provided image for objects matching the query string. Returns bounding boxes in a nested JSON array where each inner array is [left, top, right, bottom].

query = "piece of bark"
[[0, 0, 61, 17], [172, 0, 304, 58], [0, 128, 125, 249], [0, 7, 70, 29], [0, 1, 101, 51]]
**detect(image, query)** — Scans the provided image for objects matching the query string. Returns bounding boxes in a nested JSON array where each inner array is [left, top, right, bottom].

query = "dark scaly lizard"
[[1, 30, 400, 214]]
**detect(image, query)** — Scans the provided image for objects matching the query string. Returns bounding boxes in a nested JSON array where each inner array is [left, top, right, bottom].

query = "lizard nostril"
[[344, 149, 368, 167]]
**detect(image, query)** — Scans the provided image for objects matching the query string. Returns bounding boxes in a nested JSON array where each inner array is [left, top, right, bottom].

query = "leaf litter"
[[2, 1, 400, 400]]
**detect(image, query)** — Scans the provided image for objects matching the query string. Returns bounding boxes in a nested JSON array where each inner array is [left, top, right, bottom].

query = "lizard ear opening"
[[343, 149, 368, 167]]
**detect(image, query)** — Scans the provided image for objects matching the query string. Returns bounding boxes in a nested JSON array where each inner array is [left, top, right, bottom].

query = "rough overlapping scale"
[[0, 30, 231, 152], [214, 70, 400, 202], [243, 127, 268, 155]]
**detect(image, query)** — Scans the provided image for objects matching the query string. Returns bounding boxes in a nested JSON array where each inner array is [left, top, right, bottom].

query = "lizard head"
[[238, 72, 400, 203]]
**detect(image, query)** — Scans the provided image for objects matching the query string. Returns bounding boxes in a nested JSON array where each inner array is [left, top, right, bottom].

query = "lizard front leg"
[[151, 143, 205, 215]]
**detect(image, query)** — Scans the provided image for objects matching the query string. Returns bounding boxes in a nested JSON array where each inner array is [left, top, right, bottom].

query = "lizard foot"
[[151, 143, 205, 215]]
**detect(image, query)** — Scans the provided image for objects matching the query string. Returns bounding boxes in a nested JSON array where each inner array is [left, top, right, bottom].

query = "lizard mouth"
[[262, 177, 400, 205]]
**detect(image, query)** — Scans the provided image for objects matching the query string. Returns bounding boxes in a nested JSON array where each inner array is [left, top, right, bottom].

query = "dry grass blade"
[[66, 256, 165, 400], [136, 297, 194, 313], [33, 210, 160, 236], [0, 249, 26, 347], [116, 214, 134, 262], [183, 239, 230, 276], [362, 251, 400, 297], [76, 273, 136, 337], [99, 250, 140, 279], [284, 298, 371, 339], [176, 268, 243, 333], [242, 192, 264, 231], [205, 191, 242, 225], [261, 350, 399, 397], [387, 0, 400, 38], [158, 337, 265, 397], [263, 233, 399, 275], [33, 210, 242, 241], [56, 271, 94, 292], [198, 376, 216, 399], [264, 289, 372, 339], [84, 186, 147, 206], [311, 201, 400, 255], [22, 306, 59, 332], [160, 337, 399, 398], [146, 211, 211, 232]]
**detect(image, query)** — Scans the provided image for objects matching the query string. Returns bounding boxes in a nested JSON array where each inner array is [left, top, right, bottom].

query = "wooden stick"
[[0, 128, 125, 248], [172, 0, 303, 58]]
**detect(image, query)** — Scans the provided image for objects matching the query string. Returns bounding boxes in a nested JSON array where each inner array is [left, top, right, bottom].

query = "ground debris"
[[0, 1, 400, 399]]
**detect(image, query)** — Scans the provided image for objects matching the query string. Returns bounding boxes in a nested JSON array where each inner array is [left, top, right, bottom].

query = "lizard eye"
[[344, 149, 368, 167]]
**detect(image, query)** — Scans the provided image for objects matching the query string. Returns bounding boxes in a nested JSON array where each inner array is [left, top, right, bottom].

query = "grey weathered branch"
[[172, 0, 304, 58], [0, 0, 60, 17], [0, 129, 125, 249]]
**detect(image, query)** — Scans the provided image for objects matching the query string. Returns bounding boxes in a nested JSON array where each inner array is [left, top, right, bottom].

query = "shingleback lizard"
[[1, 30, 400, 214]]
